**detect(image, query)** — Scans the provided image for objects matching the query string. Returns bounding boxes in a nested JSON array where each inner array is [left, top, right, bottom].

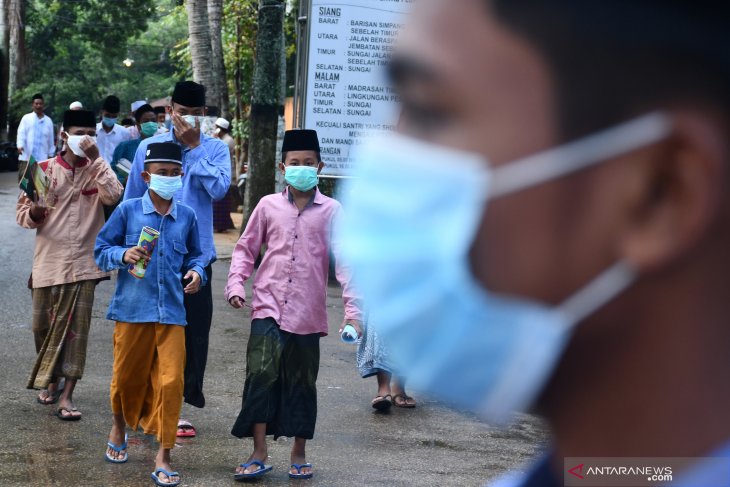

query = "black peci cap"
[[282, 129, 321, 153], [145, 142, 183, 165], [171, 81, 206, 108], [102, 95, 121, 113], [153, 106, 167, 115], [63, 110, 96, 129]]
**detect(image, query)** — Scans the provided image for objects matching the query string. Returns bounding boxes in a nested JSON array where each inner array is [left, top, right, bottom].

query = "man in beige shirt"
[[17, 109, 123, 420]]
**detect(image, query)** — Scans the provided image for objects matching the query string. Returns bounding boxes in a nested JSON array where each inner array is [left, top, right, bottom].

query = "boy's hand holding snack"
[[123, 246, 149, 265]]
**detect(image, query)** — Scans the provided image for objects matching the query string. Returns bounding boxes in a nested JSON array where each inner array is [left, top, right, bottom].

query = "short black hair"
[[281, 150, 322, 164], [134, 103, 155, 121], [490, 1, 730, 141], [32, 93, 43, 102]]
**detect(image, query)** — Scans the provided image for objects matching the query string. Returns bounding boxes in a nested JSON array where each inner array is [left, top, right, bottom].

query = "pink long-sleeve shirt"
[[17, 154, 124, 288], [224, 187, 361, 336]]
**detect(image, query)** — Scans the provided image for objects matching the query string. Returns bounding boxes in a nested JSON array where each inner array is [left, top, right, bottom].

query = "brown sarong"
[[27, 280, 96, 390]]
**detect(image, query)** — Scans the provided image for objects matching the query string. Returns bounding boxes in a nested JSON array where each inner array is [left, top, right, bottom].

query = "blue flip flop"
[[234, 460, 272, 481], [105, 433, 128, 463], [289, 463, 314, 479], [150, 468, 180, 487]]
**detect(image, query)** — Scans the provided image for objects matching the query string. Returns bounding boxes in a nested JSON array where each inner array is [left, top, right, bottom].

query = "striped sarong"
[[26, 280, 96, 390]]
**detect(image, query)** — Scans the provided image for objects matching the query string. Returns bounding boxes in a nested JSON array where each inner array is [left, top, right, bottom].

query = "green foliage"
[[15, 0, 188, 122], [14, 0, 299, 148]]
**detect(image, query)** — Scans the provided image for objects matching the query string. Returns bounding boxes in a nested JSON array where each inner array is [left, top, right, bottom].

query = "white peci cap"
[[215, 117, 230, 130], [69, 101, 83, 110]]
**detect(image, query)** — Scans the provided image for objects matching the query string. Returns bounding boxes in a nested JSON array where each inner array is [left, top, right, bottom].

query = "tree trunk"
[[234, 13, 243, 170], [7, 0, 23, 140], [0, 0, 9, 139], [243, 0, 285, 226], [185, 0, 215, 105], [207, 0, 229, 117]]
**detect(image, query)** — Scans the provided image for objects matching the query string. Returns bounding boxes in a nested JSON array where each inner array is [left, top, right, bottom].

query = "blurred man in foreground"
[[340, 1, 730, 485]]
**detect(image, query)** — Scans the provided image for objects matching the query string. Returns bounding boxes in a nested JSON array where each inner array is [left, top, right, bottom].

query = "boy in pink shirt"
[[224, 129, 361, 481]]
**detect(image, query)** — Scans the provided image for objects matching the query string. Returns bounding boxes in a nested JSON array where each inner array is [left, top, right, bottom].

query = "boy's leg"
[[231, 318, 285, 475], [149, 323, 185, 483], [235, 423, 268, 476], [56, 281, 95, 417], [108, 322, 156, 460], [279, 333, 320, 476]]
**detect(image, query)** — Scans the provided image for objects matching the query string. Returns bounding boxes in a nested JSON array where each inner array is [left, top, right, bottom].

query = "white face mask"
[[336, 112, 671, 424], [65, 133, 96, 158], [182, 115, 203, 127]]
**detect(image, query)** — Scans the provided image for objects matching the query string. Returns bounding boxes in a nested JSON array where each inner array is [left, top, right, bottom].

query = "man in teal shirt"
[[112, 104, 158, 186]]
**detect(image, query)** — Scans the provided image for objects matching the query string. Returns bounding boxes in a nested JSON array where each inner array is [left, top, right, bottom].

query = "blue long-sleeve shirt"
[[123, 129, 231, 266], [95, 191, 208, 326]]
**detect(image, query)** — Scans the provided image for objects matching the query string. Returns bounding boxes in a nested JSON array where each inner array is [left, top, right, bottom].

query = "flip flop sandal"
[[36, 388, 63, 405], [371, 394, 392, 411], [151, 468, 180, 487], [105, 433, 129, 463], [392, 393, 417, 408], [289, 463, 314, 479], [233, 460, 272, 481], [55, 406, 81, 421], [176, 419, 196, 437]]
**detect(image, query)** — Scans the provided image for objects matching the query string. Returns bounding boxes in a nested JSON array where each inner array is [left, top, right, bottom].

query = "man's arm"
[[88, 157, 124, 205], [223, 202, 267, 303], [186, 140, 231, 201], [45, 119, 55, 158], [16, 115, 27, 155], [94, 204, 130, 271]]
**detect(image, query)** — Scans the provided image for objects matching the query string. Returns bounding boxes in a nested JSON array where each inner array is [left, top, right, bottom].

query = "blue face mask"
[[140, 121, 158, 138], [102, 116, 117, 128], [285, 165, 319, 192], [148, 174, 182, 200], [337, 113, 671, 424]]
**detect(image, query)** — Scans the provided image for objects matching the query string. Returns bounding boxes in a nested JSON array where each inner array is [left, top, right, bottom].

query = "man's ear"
[[618, 109, 727, 273], [279, 162, 286, 175], [317, 161, 325, 174], [141, 171, 151, 183], [60, 131, 68, 141]]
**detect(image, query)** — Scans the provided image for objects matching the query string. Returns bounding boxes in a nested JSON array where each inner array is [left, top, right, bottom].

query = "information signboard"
[[301, 0, 412, 176]]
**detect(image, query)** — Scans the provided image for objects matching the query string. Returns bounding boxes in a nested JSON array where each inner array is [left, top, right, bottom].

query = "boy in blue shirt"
[[95, 142, 206, 487]]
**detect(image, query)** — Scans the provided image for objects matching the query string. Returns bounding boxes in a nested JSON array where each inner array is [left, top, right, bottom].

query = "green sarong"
[[231, 317, 320, 440]]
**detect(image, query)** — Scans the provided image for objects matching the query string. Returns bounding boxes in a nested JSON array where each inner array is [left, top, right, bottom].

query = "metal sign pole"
[[293, 0, 311, 129]]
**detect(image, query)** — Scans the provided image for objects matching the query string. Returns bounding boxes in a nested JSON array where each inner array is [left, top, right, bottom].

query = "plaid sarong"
[[26, 280, 96, 389], [231, 317, 321, 440]]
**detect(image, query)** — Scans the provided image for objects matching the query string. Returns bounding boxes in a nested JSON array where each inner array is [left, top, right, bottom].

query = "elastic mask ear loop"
[[489, 112, 672, 199], [556, 261, 637, 328]]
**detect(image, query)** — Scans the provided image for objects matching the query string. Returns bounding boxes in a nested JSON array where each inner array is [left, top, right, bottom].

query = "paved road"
[[0, 170, 548, 486]]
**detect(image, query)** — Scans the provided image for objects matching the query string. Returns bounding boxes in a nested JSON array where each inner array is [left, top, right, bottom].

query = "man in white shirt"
[[96, 95, 131, 163], [16, 93, 55, 180]]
